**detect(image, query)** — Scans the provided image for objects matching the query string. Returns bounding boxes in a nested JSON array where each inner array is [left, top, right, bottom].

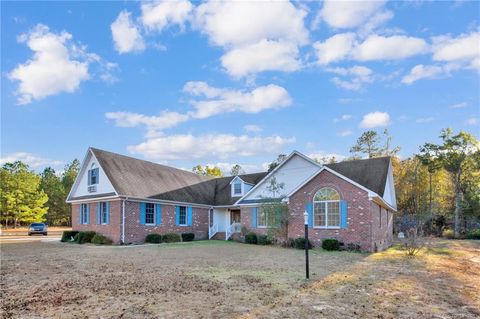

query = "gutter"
[[118, 196, 212, 209], [121, 198, 127, 244]]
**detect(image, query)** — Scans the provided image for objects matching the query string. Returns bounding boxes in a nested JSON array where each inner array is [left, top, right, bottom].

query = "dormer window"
[[233, 181, 242, 195], [88, 164, 99, 186]]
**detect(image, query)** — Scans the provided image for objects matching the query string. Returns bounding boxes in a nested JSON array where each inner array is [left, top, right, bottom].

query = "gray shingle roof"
[[326, 156, 390, 196], [212, 172, 268, 206]]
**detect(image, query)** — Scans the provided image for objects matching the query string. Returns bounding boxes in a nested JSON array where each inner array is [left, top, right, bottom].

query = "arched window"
[[313, 187, 341, 228]]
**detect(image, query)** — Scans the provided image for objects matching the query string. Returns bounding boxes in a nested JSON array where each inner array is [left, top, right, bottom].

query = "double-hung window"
[[99, 202, 108, 224], [257, 207, 271, 228], [313, 188, 341, 228], [178, 206, 187, 225], [81, 203, 88, 224], [88, 166, 99, 185], [233, 182, 242, 196], [145, 203, 155, 225]]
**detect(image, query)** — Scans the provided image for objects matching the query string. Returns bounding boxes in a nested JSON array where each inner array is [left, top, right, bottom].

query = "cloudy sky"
[[1, 0, 479, 174]]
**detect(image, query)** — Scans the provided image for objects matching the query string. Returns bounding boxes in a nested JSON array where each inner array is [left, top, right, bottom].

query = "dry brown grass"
[[1, 239, 478, 318]]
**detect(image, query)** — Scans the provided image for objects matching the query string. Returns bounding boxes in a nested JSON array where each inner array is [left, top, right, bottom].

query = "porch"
[[208, 208, 242, 240]]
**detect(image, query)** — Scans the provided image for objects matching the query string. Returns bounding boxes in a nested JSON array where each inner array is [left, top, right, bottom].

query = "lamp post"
[[303, 211, 309, 280]]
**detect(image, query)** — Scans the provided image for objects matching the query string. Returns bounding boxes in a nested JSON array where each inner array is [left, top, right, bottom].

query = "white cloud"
[[308, 152, 346, 163], [193, 0, 308, 77], [315, 0, 390, 29], [352, 34, 429, 61], [338, 130, 353, 137], [359, 111, 391, 128], [193, 1, 308, 47], [105, 111, 190, 130], [333, 114, 352, 123], [450, 102, 468, 108], [141, 0, 193, 32], [432, 31, 480, 70], [111, 10, 145, 54], [127, 133, 295, 160], [243, 125, 262, 133], [401, 63, 459, 84], [183, 82, 292, 119], [8, 24, 90, 104], [0, 152, 64, 169], [327, 66, 374, 91], [416, 117, 434, 123], [467, 117, 478, 125], [313, 33, 356, 65], [220, 39, 301, 77]]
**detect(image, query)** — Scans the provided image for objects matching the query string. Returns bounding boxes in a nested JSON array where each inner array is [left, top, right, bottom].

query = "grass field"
[[1, 239, 479, 318]]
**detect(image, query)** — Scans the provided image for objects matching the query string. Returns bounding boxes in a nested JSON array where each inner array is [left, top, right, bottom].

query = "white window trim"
[[145, 203, 156, 226], [256, 208, 270, 228], [81, 204, 88, 224], [100, 202, 108, 225], [313, 199, 341, 229], [231, 177, 244, 197], [178, 206, 187, 226]]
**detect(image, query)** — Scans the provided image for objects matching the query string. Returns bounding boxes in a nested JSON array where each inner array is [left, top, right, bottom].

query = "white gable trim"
[[383, 160, 397, 209], [233, 151, 321, 205], [66, 148, 119, 201]]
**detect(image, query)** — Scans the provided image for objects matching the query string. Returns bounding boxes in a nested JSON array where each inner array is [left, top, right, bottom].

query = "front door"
[[230, 209, 241, 224]]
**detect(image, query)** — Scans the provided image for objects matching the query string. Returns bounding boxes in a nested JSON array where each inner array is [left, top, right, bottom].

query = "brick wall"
[[370, 202, 394, 251], [123, 201, 209, 244], [72, 200, 122, 243]]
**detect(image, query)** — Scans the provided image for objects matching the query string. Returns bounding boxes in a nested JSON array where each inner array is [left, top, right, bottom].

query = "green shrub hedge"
[[344, 243, 361, 252], [245, 232, 257, 244], [145, 233, 162, 244], [466, 229, 480, 240], [257, 234, 271, 245], [293, 237, 312, 250], [91, 234, 113, 245], [74, 231, 96, 244], [162, 232, 181, 243], [322, 238, 340, 251], [61, 231, 79, 242], [181, 233, 195, 242]]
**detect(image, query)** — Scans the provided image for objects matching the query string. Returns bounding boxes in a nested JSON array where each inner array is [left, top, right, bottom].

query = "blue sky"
[[1, 0, 479, 174]]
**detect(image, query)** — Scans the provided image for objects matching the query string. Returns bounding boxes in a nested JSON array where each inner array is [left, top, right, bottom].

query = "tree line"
[[0, 159, 80, 228]]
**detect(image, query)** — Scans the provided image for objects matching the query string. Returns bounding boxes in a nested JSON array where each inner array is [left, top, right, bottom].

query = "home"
[[67, 148, 396, 251]]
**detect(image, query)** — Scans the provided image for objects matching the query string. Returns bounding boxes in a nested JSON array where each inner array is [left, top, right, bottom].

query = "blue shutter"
[[306, 202, 313, 228], [86, 204, 89, 224], [340, 200, 348, 229], [96, 203, 101, 224], [95, 168, 99, 184], [79, 205, 82, 224], [106, 202, 110, 225], [187, 207, 193, 226], [140, 202, 146, 225], [175, 206, 180, 225], [251, 207, 257, 228], [156, 204, 162, 225]]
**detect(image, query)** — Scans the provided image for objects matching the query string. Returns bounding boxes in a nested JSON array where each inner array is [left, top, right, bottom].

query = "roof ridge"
[[326, 156, 391, 165], [90, 147, 213, 181]]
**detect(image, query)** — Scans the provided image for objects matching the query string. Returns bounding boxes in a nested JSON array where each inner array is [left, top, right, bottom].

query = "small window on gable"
[[233, 181, 242, 196], [88, 164, 99, 186]]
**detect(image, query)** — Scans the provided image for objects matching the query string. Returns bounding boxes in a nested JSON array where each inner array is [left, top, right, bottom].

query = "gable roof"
[[325, 156, 390, 197], [70, 148, 267, 206]]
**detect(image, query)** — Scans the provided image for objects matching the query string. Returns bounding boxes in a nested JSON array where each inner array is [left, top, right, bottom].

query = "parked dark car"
[[28, 223, 48, 236]]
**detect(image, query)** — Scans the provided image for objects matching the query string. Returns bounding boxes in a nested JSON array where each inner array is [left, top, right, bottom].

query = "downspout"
[[121, 198, 126, 244]]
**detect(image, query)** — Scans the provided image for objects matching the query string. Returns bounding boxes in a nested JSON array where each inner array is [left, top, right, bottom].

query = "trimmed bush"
[[344, 243, 361, 252], [245, 232, 257, 244], [91, 234, 113, 245], [181, 233, 195, 242], [257, 234, 271, 245], [466, 229, 480, 240], [75, 231, 96, 244], [322, 238, 340, 251], [162, 232, 181, 243], [61, 231, 79, 242], [293, 237, 312, 250], [145, 233, 162, 244], [442, 229, 455, 239]]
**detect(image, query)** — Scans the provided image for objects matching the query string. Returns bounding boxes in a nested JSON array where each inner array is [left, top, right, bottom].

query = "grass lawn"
[[1, 239, 479, 318]]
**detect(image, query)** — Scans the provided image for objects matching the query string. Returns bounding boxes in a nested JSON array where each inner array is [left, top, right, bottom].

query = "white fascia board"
[[233, 150, 321, 205], [229, 176, 244, 185], [370, 195, 397, 212], [66, 194, 120, 204], [65, 148, 92, 201]]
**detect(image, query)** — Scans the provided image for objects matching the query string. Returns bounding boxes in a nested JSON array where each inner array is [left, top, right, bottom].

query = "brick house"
[[67, 148, 396, 251]]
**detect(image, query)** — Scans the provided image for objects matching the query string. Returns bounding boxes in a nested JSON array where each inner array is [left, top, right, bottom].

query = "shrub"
[[322, 238, 340, 251], [75, 231, 96, 244], [145, 233, 162, 244], [245, 232, 257, 244], [466, 229, 480, 240], [257, 234, 271, 245], [442, 229, 455, 239], [293, 237, 312, 250], [91, 234, 113, 245], [344, 243, 361, 252], [286, 238, 295, 248], [401, 227, 425, 257], [162, 233, 181, 243], [181, 233, 195, 242], [61, 231, 79, 242]]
